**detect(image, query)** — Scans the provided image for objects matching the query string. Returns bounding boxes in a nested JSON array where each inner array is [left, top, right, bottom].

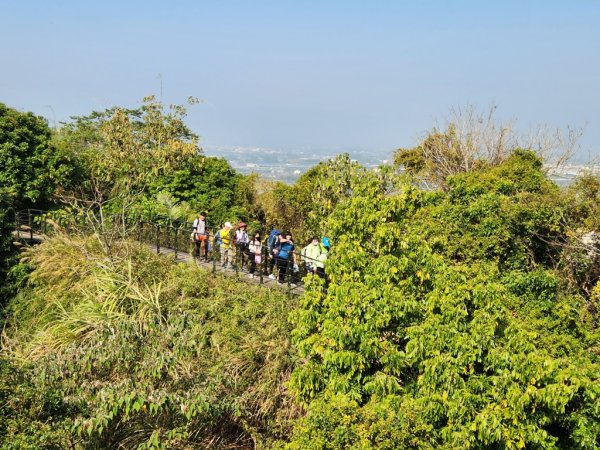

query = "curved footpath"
[[12, 228, 305, 296]]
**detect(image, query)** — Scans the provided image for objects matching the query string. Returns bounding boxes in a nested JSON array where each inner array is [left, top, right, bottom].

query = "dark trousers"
[[277, 257, 290, 283], [269, 253, 277, 274], [194, 238, 208, 258], [236, 243, 249, 268], [249, 254, 258, 274]]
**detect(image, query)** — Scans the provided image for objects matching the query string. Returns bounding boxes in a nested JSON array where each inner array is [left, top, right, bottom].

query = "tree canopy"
[[289, 151, 600, 449]]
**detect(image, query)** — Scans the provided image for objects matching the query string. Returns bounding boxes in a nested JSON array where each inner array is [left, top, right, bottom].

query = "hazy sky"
[[1, 1, 599, 161]]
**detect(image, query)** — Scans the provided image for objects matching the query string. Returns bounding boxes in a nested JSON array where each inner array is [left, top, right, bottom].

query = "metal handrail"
[[13, 210, 329, 296]]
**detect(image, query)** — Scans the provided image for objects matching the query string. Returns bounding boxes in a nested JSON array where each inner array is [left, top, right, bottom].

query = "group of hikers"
[[191, 212, 330, 285]]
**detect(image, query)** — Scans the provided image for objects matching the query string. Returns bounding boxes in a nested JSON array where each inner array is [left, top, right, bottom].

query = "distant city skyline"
[[1, 0, 599, 163]]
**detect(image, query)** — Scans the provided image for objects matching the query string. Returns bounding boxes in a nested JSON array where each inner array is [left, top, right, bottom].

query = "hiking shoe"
[[268, 274, 276, 280], [247, 274, 255, 278]]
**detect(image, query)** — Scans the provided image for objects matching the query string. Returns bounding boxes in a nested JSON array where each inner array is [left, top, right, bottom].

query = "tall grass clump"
[[1, 233, 299, 449]]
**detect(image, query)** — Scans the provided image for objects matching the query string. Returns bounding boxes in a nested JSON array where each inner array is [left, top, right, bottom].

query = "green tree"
[[54, 97, 247, 226], [52, 97, 200, 210], [0, 103, 72, 210], [0, 103, 72, 305], [289, 151, 600, 448], [254, 154, 364, 242]]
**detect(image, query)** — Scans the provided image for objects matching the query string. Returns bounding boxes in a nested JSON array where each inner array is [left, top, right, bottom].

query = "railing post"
[[15, 211, 20, 239], [287, 258, 292, 294], [156, 224, 160, 253], [212, 234, 217, 274], [28, 209, 33, 240], [259, 245, 265, 285], [174, 227, 178, 259]]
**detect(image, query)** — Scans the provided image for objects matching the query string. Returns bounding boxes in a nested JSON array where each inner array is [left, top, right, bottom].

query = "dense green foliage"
[[1, 98, 599, 448], [255, 154, 362, 241], [0, 202, 16, 304], [0, 103, 73, 304], [1, 235, 297, 448], [0, 103, 72, 209], [289, 151, 600, 448]]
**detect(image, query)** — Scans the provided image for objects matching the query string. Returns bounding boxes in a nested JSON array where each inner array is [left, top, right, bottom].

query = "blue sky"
[[1, 1, 599, 162]]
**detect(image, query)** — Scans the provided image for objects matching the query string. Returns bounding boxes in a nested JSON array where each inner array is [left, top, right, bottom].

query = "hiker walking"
[[219, 222, 234, 268], [275, 231, 295, 285], [235, 222, 249, 269], [315, 236, 331, 279], [267, 229, 281, 279], [248, 231, 262, 278], [192, 212, 208, 259]]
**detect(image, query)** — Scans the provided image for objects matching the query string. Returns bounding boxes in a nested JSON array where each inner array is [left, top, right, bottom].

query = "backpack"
[[278, 241, 294, 260], [215, 230, 222, 246], [267, 229, 281, 252]]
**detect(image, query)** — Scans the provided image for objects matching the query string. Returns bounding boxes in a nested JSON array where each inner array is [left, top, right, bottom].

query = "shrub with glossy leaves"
[[289, 152, 600, 449]]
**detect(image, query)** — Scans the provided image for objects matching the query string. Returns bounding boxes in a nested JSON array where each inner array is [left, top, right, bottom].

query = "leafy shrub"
[[288, 153, 600, 448]]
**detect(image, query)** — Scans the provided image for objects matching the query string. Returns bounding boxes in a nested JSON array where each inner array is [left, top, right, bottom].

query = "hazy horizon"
[[2, 1, 599, 163]]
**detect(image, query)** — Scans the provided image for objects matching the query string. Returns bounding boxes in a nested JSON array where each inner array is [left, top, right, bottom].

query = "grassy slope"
[[1, 234, 299, 449]]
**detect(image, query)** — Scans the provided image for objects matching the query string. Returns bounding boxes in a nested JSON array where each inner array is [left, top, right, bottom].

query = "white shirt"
[[235, 229, 249, 244]]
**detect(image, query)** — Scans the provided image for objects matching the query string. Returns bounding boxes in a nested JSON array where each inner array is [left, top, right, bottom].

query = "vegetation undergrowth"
[[1, 234, 298, 449]]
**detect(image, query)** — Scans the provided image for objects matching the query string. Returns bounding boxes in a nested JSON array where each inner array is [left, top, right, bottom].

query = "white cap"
[[224, 221, 232, 228]]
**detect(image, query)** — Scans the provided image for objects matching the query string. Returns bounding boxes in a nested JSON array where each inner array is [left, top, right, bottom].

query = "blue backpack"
[[278, 241, 294, 260], [268, 229, 281, 253]]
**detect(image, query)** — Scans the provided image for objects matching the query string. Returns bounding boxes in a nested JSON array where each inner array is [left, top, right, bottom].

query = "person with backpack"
[[275, 231, 295, 285], [219, 222, 234, 268], [192, 212, 208, 259], [235, 222, 249, 269], [267, 229, 281, 279], [247, 231, 262, 278]]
